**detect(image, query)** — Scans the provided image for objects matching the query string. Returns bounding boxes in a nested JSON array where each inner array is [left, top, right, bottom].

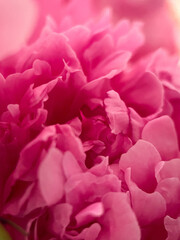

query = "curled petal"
[[142, 116, 179, 161], [125, 168, 166, 226], [164, 216, 180, 240], [104, 90, 129, 134], [120, 139, 161, 192]]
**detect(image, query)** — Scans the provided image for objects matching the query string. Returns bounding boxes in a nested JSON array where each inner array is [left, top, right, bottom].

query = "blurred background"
[[0, 0, 180, 60]]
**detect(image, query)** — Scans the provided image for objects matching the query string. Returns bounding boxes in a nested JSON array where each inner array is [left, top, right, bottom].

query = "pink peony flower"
[[0, 1, 180, 240]]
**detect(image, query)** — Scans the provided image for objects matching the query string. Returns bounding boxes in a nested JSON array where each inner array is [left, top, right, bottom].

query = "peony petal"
[[75, 202, 104, 227], [164, 216, 180, 240], [83, 34, 114, 77], [56, 124, 86, 169], [104, 90, 129, 134], [64, 25, 91, 55], [45, 69, 87, 125], [4, 69, 35, 104], [156, 158, 180, 181], [24, 183, 46, 215], [67, 117, 82, 137], [49, 203, 72, 237], [116, 21, 144, 53], [89, 157, 109, 177], [38, 147, 64, 205], [71, 77, 111, 112], [17, 33, 81, 76], [99, 192, 141, 240], [120, 139, 161, 192], [125, 168, 166, 226], [20, 79, 58, 113], [13, 125, 58, 181], [120, 71, 164, 116], [66, 223, 101, 240], [62, 151, 82, 179], [65, 172, 121, 212], [91, 51, 131, 80], [156, 178, 180, 218], [142, 116, 179, 161], [129, 107, 145, 142]]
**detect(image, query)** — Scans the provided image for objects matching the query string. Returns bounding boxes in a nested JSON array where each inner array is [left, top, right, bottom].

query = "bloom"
[[0, 1, 180, 240]]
